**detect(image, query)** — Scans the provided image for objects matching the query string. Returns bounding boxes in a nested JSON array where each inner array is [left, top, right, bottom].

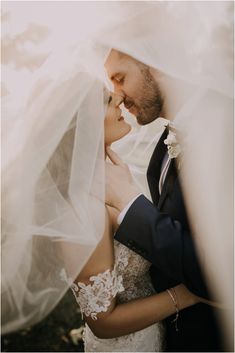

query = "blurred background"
[[1, 291, 84, 352]]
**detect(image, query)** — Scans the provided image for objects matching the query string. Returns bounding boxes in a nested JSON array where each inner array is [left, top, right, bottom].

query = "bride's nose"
[[115, 94, 124, 106]]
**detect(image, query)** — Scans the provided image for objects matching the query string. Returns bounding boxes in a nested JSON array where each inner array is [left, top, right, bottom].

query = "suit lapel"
[[147, 127, 178, 209], [158, 159, 177, 210], [147, 127, 168, 204]]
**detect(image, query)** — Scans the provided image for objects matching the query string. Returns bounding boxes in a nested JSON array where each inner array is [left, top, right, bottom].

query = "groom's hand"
[[105, 147, 140, 212]]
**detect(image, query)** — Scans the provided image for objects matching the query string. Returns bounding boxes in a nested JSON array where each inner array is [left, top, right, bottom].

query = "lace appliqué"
[[60, 266, 125, 320]]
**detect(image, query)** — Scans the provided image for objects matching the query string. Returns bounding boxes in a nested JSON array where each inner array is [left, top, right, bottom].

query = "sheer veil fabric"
[[2, 1, 233, 346]]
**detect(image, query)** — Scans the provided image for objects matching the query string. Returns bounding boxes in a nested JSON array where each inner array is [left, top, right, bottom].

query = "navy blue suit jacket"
[[115, 128, 223, 351]]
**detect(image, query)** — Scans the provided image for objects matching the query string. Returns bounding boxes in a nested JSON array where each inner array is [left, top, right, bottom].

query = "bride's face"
[[104, 92, 131, 146]]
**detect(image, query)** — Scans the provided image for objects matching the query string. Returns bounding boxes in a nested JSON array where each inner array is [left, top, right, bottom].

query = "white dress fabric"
[[77, 240, 164, 352]]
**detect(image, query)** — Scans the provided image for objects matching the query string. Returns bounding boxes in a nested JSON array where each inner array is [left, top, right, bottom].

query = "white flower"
[[167, 144, 181, 159], [164, 131, 177, 145], [164, 129, 181, 159]]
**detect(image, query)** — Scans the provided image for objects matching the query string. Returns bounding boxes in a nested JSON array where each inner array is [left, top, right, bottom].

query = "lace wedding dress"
[[62, 240, 165, 352]]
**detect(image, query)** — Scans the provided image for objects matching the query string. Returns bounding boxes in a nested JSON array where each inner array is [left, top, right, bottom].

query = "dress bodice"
[[114, 240, 155, 303]]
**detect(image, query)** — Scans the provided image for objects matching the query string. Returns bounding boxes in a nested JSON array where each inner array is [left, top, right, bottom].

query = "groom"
[[105, 49, 223, 352]]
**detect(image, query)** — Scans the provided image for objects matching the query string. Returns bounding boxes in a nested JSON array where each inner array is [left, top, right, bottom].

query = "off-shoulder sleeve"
[[60, 266, 125, 320]]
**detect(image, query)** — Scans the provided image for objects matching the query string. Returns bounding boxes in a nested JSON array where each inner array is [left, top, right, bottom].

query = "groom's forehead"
[[104, 50, 124, 72], [105, 50, 134, 78]]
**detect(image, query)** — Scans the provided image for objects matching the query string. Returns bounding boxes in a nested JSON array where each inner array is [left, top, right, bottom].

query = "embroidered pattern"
[[60, 266, 125, 320]]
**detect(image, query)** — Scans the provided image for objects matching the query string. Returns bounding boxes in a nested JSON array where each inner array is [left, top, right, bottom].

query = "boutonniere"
[[163, 120, 182, 162]]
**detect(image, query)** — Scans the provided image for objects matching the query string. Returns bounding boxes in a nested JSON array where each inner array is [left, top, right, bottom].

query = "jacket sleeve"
[[114, 194, 210, 299]]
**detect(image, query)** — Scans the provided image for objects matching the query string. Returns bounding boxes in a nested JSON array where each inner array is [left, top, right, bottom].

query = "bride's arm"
[[86, 283, 198, 339], [72, 207, 199, 339]]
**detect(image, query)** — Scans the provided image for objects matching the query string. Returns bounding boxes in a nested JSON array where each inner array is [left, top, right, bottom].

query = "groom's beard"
[[133, 67, 164, 125]]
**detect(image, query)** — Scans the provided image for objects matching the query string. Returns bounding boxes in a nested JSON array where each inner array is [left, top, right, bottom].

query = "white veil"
[[2, 1, 233, 347], [2, 2, 110, 333]]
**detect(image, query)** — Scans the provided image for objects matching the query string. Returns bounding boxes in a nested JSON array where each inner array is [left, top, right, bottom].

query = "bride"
[[60, 89, 202, 352]]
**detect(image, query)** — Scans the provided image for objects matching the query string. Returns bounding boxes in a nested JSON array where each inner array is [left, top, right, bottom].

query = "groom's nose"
[[113, 81, 123, 95], [113, 86, 125, 100], [113, 83, 124, 96]]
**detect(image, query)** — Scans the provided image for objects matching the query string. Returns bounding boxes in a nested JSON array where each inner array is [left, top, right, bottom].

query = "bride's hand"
[[173, 284, 226, 310], [197, 297, 226, 309], [105, 147, 140, 211]]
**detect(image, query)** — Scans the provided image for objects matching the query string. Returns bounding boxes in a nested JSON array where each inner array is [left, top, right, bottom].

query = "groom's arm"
[[105, 147, 209, 299], [115, 194, 210, 299]]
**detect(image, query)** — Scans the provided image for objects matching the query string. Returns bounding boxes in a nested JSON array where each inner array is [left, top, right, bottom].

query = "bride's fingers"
[[106, 147, 125, 167]]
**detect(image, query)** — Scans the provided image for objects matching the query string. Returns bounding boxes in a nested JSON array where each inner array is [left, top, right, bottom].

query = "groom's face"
[[105, 50, 164, 125]]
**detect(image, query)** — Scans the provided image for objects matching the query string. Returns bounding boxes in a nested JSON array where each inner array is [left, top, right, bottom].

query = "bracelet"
[[167, 288, 179, 332]]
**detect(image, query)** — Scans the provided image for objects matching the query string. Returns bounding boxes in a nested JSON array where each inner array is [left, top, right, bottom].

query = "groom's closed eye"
[[116, 77, 125, 84], [108, 96, 112, 104], [111, 73, 125, 84]]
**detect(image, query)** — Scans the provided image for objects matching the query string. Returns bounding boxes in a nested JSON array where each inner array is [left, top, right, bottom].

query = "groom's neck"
[[152, 70, 195, 121]]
